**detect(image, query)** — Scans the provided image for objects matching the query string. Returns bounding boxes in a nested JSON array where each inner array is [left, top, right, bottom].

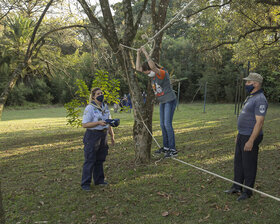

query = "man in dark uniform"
[[225, 73, 268, 201]]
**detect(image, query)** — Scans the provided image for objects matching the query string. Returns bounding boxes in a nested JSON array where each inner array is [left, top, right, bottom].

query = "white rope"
[[120, 0, 196, 52], [119, 44, 138, 51], [143, 0, 196, 47], [172, 158, 280, 202], [139, 114, 280, 202], [140, 117, 161, 149]]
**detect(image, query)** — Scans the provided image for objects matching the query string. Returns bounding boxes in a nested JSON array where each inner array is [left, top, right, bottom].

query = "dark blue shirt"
[[237, 90, 268, 135]]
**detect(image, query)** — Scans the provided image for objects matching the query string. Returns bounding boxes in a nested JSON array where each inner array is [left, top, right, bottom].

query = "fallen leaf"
[[199, 214, 210, 223], [161, 211, 169, 217], [39, 201, 44, 206], [223, 204, 230, 211], [172, 211, 180, 216]]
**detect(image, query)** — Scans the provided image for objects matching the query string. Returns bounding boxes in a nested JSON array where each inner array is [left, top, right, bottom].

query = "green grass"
[[1, 103, 280, 223]]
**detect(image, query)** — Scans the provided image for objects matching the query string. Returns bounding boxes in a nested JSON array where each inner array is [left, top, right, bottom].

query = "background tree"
[[0, 0, 55, 119], [0, 0, 98, 118]]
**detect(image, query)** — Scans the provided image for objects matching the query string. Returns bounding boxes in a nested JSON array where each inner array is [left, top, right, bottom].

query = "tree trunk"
[[0, 64, 23, 120], [0, 181, 5, 224], [77, 0, 168, 164], [117, 50, 154, 164]]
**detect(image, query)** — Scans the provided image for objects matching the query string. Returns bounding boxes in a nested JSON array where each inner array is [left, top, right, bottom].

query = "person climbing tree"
[[136, 46, 177, 158]]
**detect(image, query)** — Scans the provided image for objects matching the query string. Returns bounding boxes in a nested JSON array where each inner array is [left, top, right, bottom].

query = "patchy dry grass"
[[1, 103, 280, 223]]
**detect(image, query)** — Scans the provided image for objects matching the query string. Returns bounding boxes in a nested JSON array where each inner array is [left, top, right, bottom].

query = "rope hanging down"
[[120, 0, 196, 52]]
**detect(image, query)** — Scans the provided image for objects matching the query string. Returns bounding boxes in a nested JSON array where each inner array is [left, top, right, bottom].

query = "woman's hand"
[[98, 120, 107, 126], [110, 135, 115, 146]]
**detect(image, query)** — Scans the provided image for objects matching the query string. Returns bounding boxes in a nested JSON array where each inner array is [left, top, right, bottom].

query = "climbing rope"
[[120, 0, 196, 52], [142, 119, 280, 202]]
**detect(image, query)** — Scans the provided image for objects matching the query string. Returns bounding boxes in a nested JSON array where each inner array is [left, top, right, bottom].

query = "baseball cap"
[[243, 72, 263, 83]]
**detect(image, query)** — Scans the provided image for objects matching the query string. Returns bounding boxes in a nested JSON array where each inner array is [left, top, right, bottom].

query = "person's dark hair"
[[142, 61, 161, 71], [142, 61, 151, 71], [89, 87, 101, 102]]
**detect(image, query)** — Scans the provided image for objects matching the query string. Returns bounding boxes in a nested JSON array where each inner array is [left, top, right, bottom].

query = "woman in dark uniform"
[[81, 87, 115, 191]]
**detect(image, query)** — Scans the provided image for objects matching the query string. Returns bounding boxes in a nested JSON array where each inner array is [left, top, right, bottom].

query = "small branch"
[[238, 10, 262, 28], [0, 0, 20, 21], [30, 24, 94, 60], [185, 0, 232, 19], [204, 25, 280, 51], [256, 0, 280, 6]]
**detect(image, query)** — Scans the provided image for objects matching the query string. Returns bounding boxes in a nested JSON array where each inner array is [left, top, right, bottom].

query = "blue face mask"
[[96, 95, 104, 102], [245, 84, 254, 93]]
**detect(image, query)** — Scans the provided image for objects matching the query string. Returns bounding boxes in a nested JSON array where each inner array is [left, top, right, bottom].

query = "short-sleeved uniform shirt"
[[82, 102, 111, 130], [152, 68, 176, 103], [237, 90, 268, 135]]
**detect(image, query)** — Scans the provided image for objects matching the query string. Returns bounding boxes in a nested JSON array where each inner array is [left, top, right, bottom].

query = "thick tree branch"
[[25, 0, 54, 62], [99, 0, 119, 49], [134, 0, 149, 30], [77, 0, 105, 32], [122, 0, 149, 46], [122, 0, 134, 44], [123, 0, 134, 30]]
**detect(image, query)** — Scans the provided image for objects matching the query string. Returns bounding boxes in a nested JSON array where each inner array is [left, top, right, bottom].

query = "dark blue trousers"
[[81, 129, 108, 188], [233, 134, 263, 196]]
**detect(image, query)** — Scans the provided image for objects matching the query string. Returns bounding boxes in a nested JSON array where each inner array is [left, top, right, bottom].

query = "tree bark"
[[0, 181, 5, 224], [118, 49, 153, 164], [77, 0, 157, 164], [0, 64, 23, 120]]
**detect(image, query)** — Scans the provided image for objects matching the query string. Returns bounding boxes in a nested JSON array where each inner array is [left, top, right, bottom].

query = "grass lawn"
[[1, 103, 280, 223]]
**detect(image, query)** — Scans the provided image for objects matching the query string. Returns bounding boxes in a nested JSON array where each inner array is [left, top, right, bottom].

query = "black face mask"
[[245, 84, 254, 93], [96, 95, 104, 102]]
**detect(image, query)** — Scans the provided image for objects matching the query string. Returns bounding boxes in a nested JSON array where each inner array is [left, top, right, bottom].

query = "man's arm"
[[244, 115, 265, 151]]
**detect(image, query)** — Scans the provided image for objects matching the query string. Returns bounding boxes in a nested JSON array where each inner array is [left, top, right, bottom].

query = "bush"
[[6, 82, 32, 106]]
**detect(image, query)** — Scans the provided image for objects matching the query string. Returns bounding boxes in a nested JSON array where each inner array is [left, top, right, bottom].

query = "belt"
[[88, 129, 108, 133]]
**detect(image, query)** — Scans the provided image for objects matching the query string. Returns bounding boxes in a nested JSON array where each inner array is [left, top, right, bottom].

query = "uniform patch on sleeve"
[[259, 105, 266, 113]]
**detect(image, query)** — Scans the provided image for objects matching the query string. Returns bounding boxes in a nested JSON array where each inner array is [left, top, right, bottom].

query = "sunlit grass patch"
[[1, 103, 280, 223]]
